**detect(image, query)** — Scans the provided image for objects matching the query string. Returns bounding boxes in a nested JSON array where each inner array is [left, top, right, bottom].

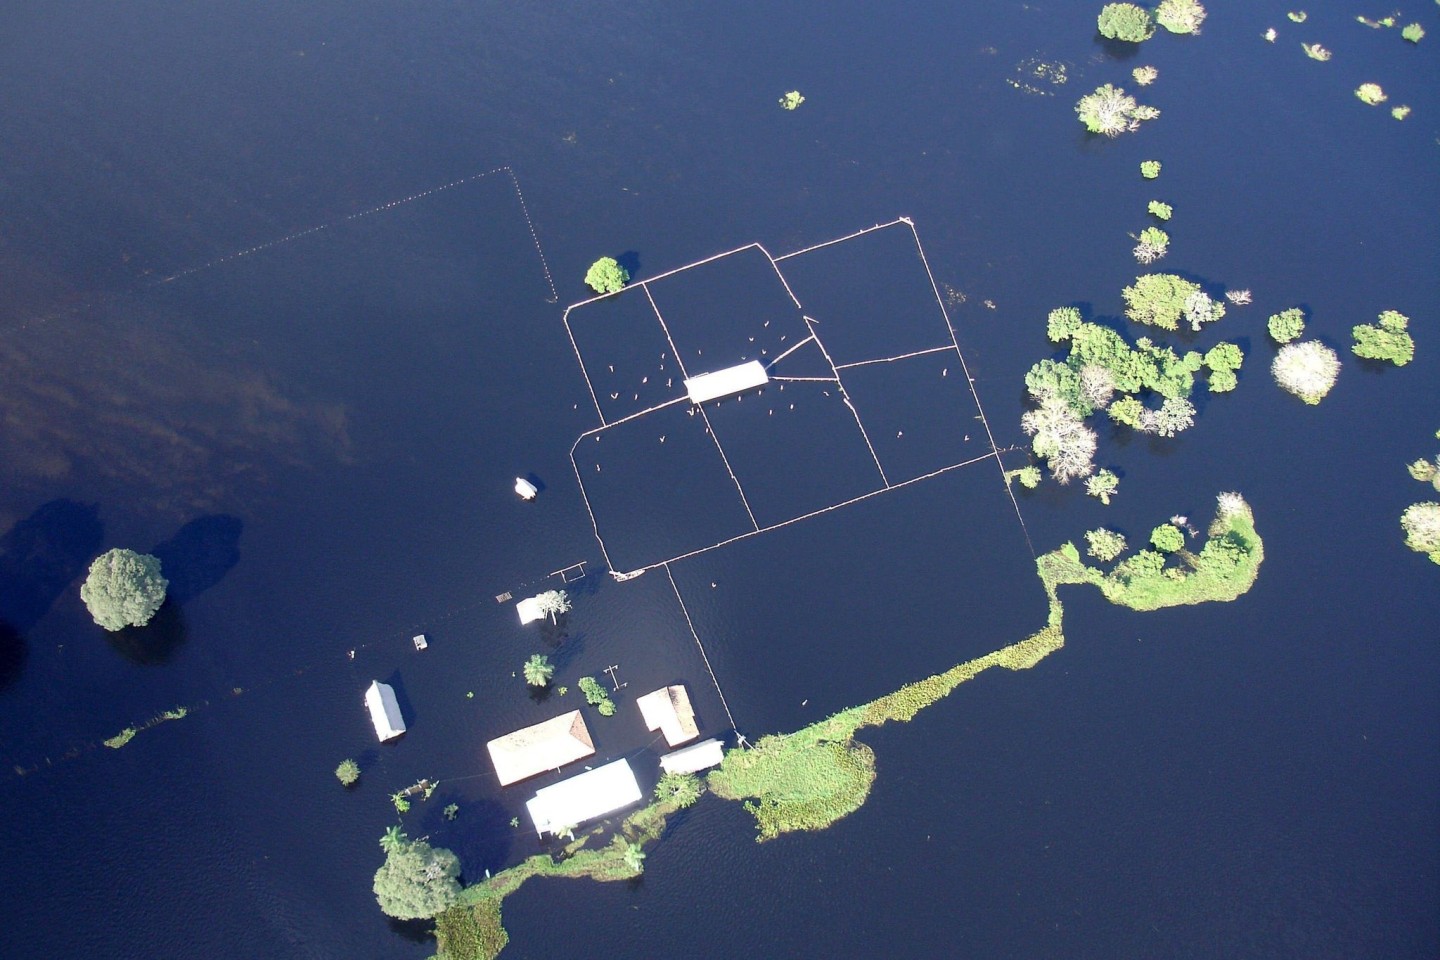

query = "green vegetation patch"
[[522, 654, 555, 687], [104, 727, 137, 749], [1402, 23, 1425, 43], [779, 90, 805, 110], [577, 676, 616, 716], [1148, 200, 1173, 220], [1086, 469, 1120, 504], [1351, 310, 1414, 366], [1044, 493, 1264, 611], [1122, 273, 1201, 330], [1302, 42, 1332, 61], [335, 759, 361, 786], [1140, 160, 1162, 179]]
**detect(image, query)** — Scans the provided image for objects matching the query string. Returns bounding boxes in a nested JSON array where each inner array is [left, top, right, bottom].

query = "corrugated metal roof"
[[365, 681, 406, 741], [684, 360, 769, 404], [487, 710, 595, 786], [527, 759, 643, 835], [636, 685, 699, 747]]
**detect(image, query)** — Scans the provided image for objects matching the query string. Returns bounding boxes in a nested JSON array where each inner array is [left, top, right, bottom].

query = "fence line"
[[665, 563, 740, 734], [834, 345, 954, 370]]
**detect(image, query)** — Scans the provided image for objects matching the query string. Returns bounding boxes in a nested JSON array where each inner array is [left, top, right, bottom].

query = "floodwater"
[[1, 3, 1437, 958]]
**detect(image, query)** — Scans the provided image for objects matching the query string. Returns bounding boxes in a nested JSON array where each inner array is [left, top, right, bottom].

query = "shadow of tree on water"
[[151, 514, 242, 605], [0, 499, 104, 690], [105, 601, 188, 666]]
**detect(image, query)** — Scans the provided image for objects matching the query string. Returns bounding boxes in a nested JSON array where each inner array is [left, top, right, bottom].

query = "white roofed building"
[[684, 360, 769, 404], [659, 738, 725, 775], [365, 680, 406, 741], [516, 595, 544, 625], [636, 684, 699, 747], [527, 759, 643, 836], [487, 710, 595, 786]]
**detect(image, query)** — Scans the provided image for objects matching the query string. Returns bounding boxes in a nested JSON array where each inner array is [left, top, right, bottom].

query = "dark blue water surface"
[[2, 2, 1437, 958]]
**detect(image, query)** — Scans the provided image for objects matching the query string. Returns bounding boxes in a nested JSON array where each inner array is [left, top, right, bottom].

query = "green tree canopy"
[[584, 257, 629, 294], [80, 548, 168, 632], [373, 837, 462, 920], [335, 759, 361, 786], [1267, 308, 1306, 344], [1150, 523, 1186, 553], [1351, 310, 1414, 366], [1122, 274, 1201, 330], [1098, 3, 1156, 42]]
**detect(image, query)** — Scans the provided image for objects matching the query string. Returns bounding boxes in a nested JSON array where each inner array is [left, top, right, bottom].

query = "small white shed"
[[515, 477, 538, 500], [516, 595, 545, 625], [365, 680, 406, 741], [659, 738, 725, 775]]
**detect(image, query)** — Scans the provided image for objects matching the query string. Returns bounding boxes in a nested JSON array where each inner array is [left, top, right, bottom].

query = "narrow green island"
[[423, 493, 1264, 960]]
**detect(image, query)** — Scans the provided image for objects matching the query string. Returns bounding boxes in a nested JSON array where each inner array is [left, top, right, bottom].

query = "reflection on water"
[[0, 294, 350, 522]]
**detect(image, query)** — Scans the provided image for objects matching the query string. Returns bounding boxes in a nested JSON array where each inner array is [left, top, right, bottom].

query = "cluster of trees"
[[1097, 1, 1206, 40], [1351, 310, 1414, 366], [1121, 274, 1227, 331], [1133, 226, 1169, 263], [1021, 308, 1244, 483], [1403, 431, 1440, 565], [578, 676, 616, 716], [80, 548, 168, 631], [374, 827, 462, 920], [1076, 83, 1159, 136]]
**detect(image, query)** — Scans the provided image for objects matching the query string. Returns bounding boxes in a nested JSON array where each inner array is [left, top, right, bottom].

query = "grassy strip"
[[707, 626, 1064, 842], [103, 706, 190, 749], [1040, 494, 1263, 611], [436, 797, 684, 960]]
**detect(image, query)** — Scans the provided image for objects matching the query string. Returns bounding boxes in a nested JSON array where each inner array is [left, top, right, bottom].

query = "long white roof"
[[365, 681, 406, 741], [527, 759, 643, 836], [659, 738, 725, 775], [684, 360, 769, 404]]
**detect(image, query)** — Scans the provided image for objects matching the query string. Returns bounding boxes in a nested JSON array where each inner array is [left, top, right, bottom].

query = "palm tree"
[[523, 654, 555, 687], [380, 825, 408, 855], [622, 841, 646, 874]]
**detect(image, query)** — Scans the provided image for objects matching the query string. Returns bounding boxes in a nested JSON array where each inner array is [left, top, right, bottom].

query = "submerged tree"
[[1133, 226, 1169, 263], [1122, 274, 1202, 330], [654, 772, 703, 808], [1076, 84, 1159, 136], [778, 90, 805, 110], [373, 835, 462, 920], [1400, 503, 1440, 564], [523, 653, 556, 687], [1272, 341, 1340, 404], [584, 257, 629, 294], [622, 841, 647, 873], [1097, 3, 1156, 42], [1355, 83, 1388, 105], [1267, 308, 1306, 344], [1147, 200, 1173, 220], [1155, 0, 1207, 34], [1021, 394, 1098, 484], [1150, 523, 1186, 553], [1351, 310, 1414, 366], [1086, 469, 1120, 505], [534, 589, 572, 623], [1085, 528, 1128, 563], [335, 759, 361, 786], [80, 548, 169, 632]]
